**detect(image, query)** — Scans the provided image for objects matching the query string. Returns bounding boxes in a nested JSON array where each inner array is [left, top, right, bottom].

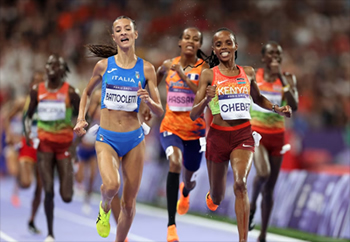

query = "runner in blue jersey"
[[73, 16, 164, 242]]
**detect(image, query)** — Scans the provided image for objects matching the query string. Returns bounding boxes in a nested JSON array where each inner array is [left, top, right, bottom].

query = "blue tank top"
[[101, 56, 146, 112]]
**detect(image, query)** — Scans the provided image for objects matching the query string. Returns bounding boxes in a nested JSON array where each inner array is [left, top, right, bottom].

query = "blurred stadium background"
[[0, 0, 349, 241]]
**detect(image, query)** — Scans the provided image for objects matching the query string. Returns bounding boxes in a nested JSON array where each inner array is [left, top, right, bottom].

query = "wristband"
[[272, 104, 278, 113], [77, 118, 86, 122], [282, 84, 290, 92]]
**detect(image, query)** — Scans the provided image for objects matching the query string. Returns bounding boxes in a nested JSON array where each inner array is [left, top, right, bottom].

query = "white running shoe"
[[44, 235, 55, 242]]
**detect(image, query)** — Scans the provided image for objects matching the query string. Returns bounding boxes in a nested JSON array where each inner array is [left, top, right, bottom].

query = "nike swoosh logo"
[[217, 80, 228, 85], [107, 68, 117, 73], [242, 144, 253, 148], [38, 93, 48, 100], [138, 134, 143, 138]]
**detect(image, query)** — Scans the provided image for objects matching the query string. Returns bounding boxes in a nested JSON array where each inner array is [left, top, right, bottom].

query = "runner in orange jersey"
[[157, 27, 209, 242]]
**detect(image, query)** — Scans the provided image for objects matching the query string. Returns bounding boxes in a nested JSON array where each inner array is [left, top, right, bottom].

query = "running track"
[[0, 177, 307, 242]]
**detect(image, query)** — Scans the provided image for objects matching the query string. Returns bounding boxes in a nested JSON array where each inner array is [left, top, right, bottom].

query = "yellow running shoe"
[[167, 224, 179, 242], [206, 192, 218, 211], [177, 182, 190, 215], [96, 201, 111, 238]]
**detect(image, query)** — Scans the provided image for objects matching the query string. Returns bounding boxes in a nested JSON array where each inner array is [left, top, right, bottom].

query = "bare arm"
[[190, 68, 214, 121], [69, 86, 81, 117], [281, 73, 298, 111], [3, 97, 26, 144], [74, 59, 106, 136], [156, 59, 171, 86], [139, 61, 164, 117], [24, 87, 39, 144], [248, 66, 291, 117]]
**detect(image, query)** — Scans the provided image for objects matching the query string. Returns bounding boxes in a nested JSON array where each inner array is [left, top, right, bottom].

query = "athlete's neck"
[[179, 54, 198, 70], [46, 79, 63, 91], [218, 61, 238, 72], [263, 68, 279, 82], [115, 47, 137, 68]]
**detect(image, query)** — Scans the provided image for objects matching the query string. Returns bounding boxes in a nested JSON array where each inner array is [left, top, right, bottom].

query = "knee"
[[234, 178, 247, 196], [103, 178, 120, 195], [45, 190, 54, 201], [169, 159, 181, 173], [256, 173, 270, 185], [19, 179, 31, 189], [61, 190, 73, 203], [121, 199, 135, 218], [262, 186, 274, 199]]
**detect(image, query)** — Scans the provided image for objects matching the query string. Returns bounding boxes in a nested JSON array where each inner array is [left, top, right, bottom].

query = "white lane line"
[[0, 231, 18, 242]]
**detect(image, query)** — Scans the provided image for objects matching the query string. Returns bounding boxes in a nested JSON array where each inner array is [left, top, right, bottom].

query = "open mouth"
[[186, 45, 194, 50], [121, 37, 129, 42], [220, 51, 229, 57]]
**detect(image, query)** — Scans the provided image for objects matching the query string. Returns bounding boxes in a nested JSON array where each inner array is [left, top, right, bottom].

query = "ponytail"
[[85, 44, 118, 58]]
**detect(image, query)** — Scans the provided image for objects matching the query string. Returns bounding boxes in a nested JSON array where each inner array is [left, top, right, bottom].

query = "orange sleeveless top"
[[160, 57, 206, 140]]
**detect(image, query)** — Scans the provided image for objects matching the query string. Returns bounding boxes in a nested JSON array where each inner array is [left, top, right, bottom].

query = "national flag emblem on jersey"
[[135, 71, 140, 79], [99, 134, 104, 141], [187, 73, 199, 80]]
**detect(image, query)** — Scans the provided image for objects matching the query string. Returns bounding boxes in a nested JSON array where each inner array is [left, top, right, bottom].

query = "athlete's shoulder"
[[200, 68, 213, 83], [142, 59, 156, 72], [162, 58, 175, 69], [283, 72, 297, 85], [242, 66, 255, 75], [95, 58, 108, 70]]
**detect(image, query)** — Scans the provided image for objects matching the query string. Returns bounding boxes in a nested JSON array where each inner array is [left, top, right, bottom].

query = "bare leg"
[[56, 157, 74, 203], [29, 164, 42, 223], [208, 160, 229, 205], [259, 156, 283, 241], [250, 145, 270, 213], [96, 141, 121, 211], [37, 152, 55, 238], [111, 195, 121, 224], [116, 140, 145, 242], [230, 149, 253, 242]]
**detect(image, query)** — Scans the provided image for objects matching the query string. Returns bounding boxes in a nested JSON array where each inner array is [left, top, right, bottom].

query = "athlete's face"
[[45, 55, 63, 79], [212, 31, 238, 62], [262, 43, 283, 66], [112, 18, 138, 49], [179, 28, 202, 56]]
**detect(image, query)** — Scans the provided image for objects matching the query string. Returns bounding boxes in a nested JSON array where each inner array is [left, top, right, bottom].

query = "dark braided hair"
[[85, 16, 137, 58]]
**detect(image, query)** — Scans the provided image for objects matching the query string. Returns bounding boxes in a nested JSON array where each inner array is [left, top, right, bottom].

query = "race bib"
[[37, 100, 66, 121], [104, 84, 138, 111], [219, 93, 251, 120], [252, 91, 282, 113], [167, 88, 195, 112]]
